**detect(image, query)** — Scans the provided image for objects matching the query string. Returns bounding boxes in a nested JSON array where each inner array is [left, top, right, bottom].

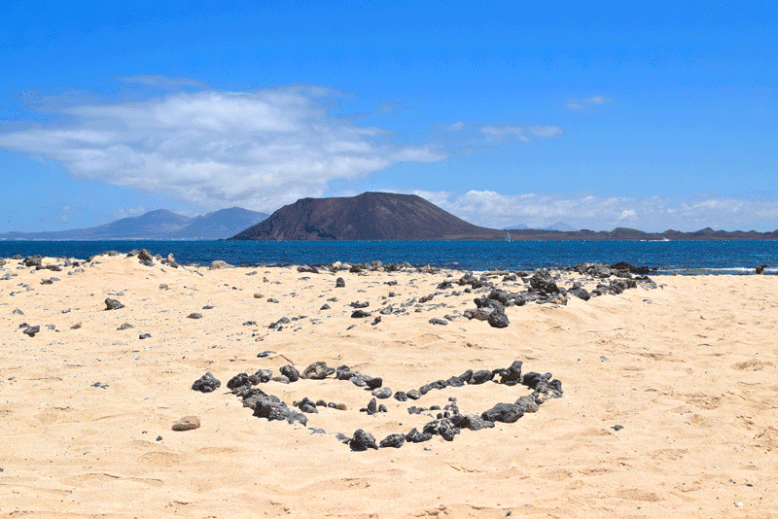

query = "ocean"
[[1, 240, 777, 275]]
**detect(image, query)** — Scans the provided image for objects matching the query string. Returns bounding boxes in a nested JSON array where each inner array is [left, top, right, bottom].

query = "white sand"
[[1, 254, 777, 518]]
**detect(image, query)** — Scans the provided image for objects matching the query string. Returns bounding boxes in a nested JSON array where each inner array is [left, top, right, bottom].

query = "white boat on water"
[[505, 232, 511, 242]]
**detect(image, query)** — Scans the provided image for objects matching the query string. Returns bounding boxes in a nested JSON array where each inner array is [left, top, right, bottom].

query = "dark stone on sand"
[[423, 418, 460, 441], [23, 256, 42, 267], [611, 424, 624, 431], [22, 325, 40, 337], [451, 414, 495, 431], [12, 309, 24, 315], [249, 369, 273, 384], [227, 373, 251, 390], [351, 309, 371, 318], [105, 298, 125, 311], [429, 318, 448, 326], [139, 333, 151, 340], [350, 375, 367, 387], [515, 395, 539, 413], [380, 433, 406, 449], [335, 365, 355, 380], [320, 304, 331, 310], [335, 277, 346, 288], [349, 429, 378, 451], [482, 403, 524, 423], [499, 360, 523, 385], [521, 371, 548, 390], [267, 298, 279, 303], [366, 398, 378, 415], [469, 369, 494, 385], [297, 265, 319, 273], [187, 313, 203, 319], [372, 387, 392, 399], [192, 372, 221, 393], [406, 389, 421, 400], [118, 323, 134, 330], [371, 316, 382, 326], [279, 365, 300, 382], [364, 376, 383, 389], [488, 309, 510, 328], [243, 320, 257, 326], [406, 428, 433, 443], [756, 265, 766, 275], [302, 361, 335, 380], [569, 287, 590, 301], [350, 301, 369, 308], [394, 391, 408, 402], [256, 350, 275, 358]]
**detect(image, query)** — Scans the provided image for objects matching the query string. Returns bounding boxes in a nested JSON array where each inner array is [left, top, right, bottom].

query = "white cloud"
[[120, 75, 205, 87], [445, 121, 465, 131], [113, 206, 148, 219], [479, 125, 562, 141], [527, 125, 564, 138], [566, 95, 611, 111], [407, 190, 778, 231], [0, 87, 447, 212]]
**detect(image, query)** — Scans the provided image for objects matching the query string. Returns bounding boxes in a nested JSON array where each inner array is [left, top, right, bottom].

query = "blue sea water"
[[1, 240, 777, 275]]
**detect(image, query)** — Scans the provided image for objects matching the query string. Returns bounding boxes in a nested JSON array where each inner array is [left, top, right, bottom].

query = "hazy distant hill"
[[0, 207, 268, 241], [231, 192, 503, 241], [503, 222, 577, 232], [167, 207, 270, 240]]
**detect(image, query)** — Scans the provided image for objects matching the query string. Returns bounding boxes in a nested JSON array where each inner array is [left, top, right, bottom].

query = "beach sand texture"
[[1, 254, 777, 518]]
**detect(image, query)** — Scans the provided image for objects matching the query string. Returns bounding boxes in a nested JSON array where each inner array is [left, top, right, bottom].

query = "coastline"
[[2, 253, 777, 518]]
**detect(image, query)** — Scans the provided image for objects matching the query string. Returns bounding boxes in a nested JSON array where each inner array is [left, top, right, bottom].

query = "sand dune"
[[1, 253, 777, 518]]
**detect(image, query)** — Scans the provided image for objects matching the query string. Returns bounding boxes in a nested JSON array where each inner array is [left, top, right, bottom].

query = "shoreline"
[[2, 249, 774, 276]]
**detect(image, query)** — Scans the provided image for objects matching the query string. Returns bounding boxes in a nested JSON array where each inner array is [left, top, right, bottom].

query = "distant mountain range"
[[3, 193, 776, 242], [231, 192, 778, 241], [503, 222, 578, 232], [231, 192, 504, 240], [0, 207, 269, 241]]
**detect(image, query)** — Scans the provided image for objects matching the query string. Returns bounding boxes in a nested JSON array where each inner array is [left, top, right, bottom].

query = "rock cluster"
[[192, 358, 562, 452]]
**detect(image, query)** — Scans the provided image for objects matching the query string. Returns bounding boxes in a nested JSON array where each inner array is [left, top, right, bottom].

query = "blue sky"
[[1, 1, 777, 232]]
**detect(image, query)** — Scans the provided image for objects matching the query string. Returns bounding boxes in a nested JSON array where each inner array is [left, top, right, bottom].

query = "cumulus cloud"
[[0, 86, 447, 211], [479, 125, 562, 142], [407, 190, 778, 231], [566, 95, 611, 111]]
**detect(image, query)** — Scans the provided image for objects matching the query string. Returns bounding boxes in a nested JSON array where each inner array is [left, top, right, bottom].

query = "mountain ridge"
[[231, 192, 503, 241], [0, 207, 269, 241]]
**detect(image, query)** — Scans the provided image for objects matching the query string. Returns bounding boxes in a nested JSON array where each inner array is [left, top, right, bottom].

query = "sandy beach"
[[1, 252, 777, 518]]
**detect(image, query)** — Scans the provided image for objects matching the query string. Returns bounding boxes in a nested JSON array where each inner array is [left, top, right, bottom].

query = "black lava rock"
[[380, 433, 406, 449], [405, 428, 433, 443], [482, 403, 524, 423], [469, 369, 494, 385], [372, 387, 392, 399], [349, 429, 378, 451], [488, 309, 510, 328], [227, 373, 251, 390], [105, 298, 125, 311], [279, 365, 300, 382], [351, 310, 371, 318], [499, 360, 523, 385], [302, 361, 335, 380], [192, 372, 221, 393], [335, 277, 346, 288]]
